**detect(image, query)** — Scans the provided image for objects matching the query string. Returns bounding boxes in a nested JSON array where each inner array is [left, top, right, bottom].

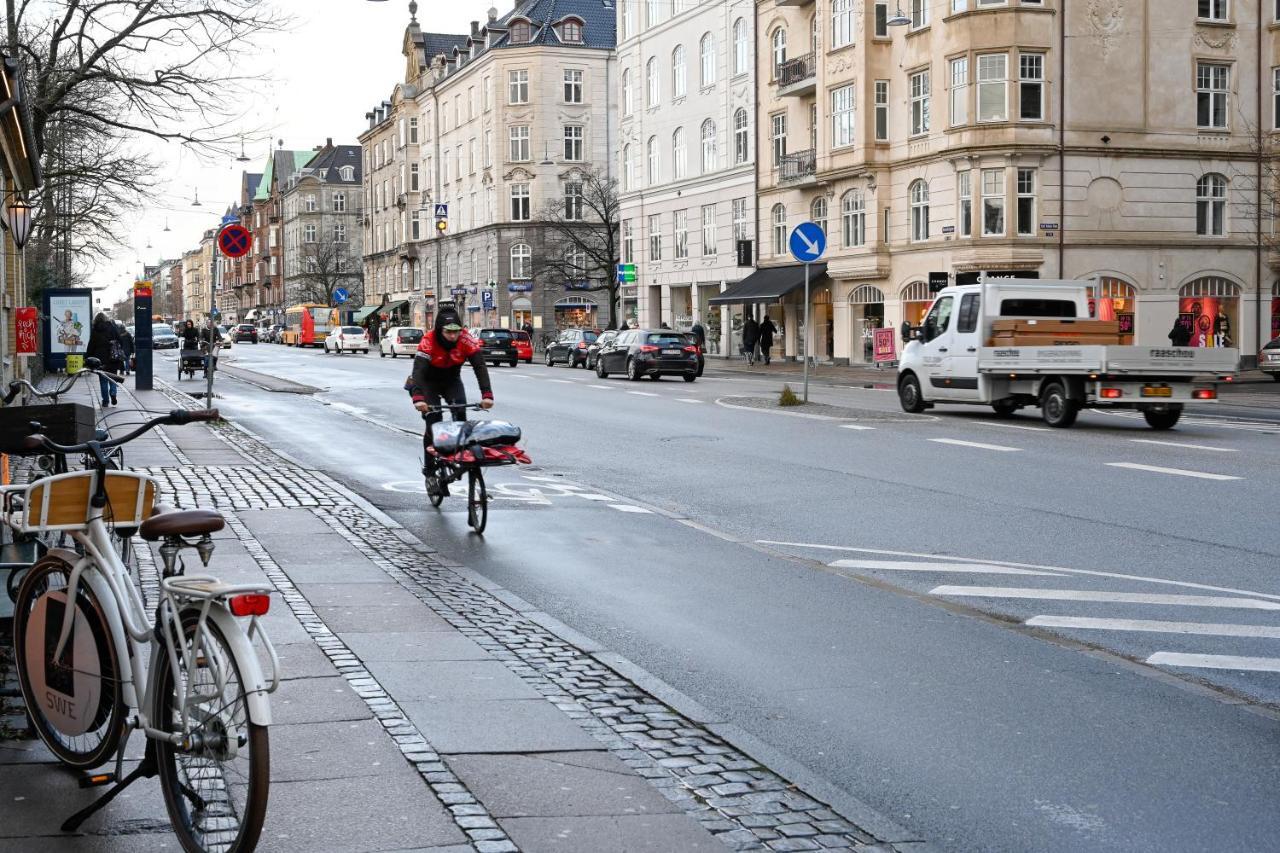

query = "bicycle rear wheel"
[[467, 467, 488, 533], [156, 611, 269, 853], [11, 554, 126, 769]]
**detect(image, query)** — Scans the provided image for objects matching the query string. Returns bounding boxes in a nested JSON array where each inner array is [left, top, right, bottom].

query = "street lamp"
[[1, 194, 34, 249], [886, 6, 911, 26]]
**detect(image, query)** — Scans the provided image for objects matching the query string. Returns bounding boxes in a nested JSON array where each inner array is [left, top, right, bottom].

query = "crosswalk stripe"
[[839, 424, 876, 431], [1147, 652, 1280, 672], [1106, 462, 1241, 481], [928, 438, 1021, 452], [930, 586, 1280, 610], [1128, 439, 1237, 453], [832, 559, 1061, 577], [1027, 616, 1280, 639], [609, 504, 653, 513]]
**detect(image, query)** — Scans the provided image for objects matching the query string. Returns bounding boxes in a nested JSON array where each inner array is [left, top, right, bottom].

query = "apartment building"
[[181, 231, 216, 322], [361, 0, 618, 332], [281, 141, 365, 311], [251, 148, 313, 327], [746, 0, 1279, 365], [618, 0, 758, 354]]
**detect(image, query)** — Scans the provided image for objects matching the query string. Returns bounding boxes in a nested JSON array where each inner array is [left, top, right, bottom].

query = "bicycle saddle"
[[139, 508, 225, 541]]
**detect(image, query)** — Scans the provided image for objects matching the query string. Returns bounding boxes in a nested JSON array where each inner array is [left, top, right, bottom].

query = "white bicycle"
[[6, 409, 279, 853]]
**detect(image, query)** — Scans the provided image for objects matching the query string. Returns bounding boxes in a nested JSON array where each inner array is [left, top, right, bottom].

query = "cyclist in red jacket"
[[407, 306, 494, 469]]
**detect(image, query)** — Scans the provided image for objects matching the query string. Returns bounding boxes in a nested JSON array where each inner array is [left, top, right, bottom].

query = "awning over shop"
[[708, 263, 828, 306], [352, 301, 409, 324], [351, 305, 378, 324]]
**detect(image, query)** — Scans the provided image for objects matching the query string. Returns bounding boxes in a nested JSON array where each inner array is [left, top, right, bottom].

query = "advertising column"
[[133, 280, 154, 390]]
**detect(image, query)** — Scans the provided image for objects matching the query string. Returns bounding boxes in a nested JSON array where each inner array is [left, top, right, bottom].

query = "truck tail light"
[[1100, 388, 1123, 399], [1192, 388, 1216, 400]]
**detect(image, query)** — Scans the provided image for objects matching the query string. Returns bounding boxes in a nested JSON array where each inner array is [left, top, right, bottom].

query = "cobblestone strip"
[[222, 512, 518, 853]]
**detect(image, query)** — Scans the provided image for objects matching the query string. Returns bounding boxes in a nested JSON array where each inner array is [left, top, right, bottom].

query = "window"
[[833, 0, 854, 48], [483, 77, 492, 112], [509, 126, 530, 161], [333, 191, 346, 212], [566, 248, 587, 282], [842, 191, 865, 247], [561, 20, 583, 43], [910, 70, 931, 135], [623, 219, 635, 264], [1196, 173, 1227, 236], [340, 165, 354, 181], [957, 293, 981, 333], [622, 71, 636, 118], [510, 243, 531, 279], [565, 181, 583, 220], [1019, 54, 1044, 121], [731, 108, 751, 164], [910, 180, 930, 241], [673, 127, 687, 179], [646, 0, 662, 27], [977, 54, 1008, 122], [957, 171, 972, 237], [875, 81, 889, 141], [564, 69, 583, 103], [304, 223, 316, 243], [1275, 68, 1280, 129], [1198, 0, 1228, 21], [510, 183, 530, 221], [1016, 169, 1036, 236], [733, 18, 749, 75], [646, 57, 660, 106], [953, 0, 968, 11], [771, 113, 787, 166], [701, 120, 717, 172], [483, 130, 492, 168], [950, 58, 968, 126], [700, 33, 716, 87], [733, 198, 748, 240], [674, 210, 689, 259], [874, 2, 888, 38], [408, 117, 419, 144], [772, 29, 787, 77], [623, 144, 635, 190], [925, 297, 954, 335], [911, 0, 929, 29], [509, 70, 529, 104], [810, 197, 828, 237], [982, 168, 1005, 236], [647, 136, 660, 184], [304, 194, 317, 212], [772, 204, 787, 255], [1197, 63, 1230, 129], [832, 85, 855, 148], [510, 20, 532, 43], [622, 1, 634, 38], [672, 45, 687, 99], [649, 213, 662, 260], [701, 205, 716, 255], [564, 125, 584, 161], [411, 210, 421, 240]]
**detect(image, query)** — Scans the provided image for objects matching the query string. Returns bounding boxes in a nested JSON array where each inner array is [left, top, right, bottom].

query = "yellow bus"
[[280, 304, 332, 347]]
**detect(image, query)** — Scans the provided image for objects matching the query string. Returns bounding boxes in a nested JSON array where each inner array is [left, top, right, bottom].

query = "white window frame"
[[981, 168, 1006, 236], [1016, 168, 1036, 236], [733, 18, 749, 75], [732, 198, 748, 241], [1197, 62, 1230, 130], [950, 57, 968, 127], [623, 70, 634, 116], [672, 45, 687, 99], [957, 170, 972, 237], [673, 127, 687, 179], [701, 120, 717, 173], [910, 180, 930, 242], [564, 69, 584, 103], [910, 69, 931, 136], [772, 29, 787, 78], [771, 204, 787, 255], [510, 243, 532, 279], [647, 136, 661, 184], [564, 124, 584, 161], [832, 0, 854, 48], [842, 191, 865, 247], [1019, 53, 1045, 121], [565, 181, 584, 221], [510, 183, 530, 222], [508, 69, 529, 105], [875, 81, 889, 141], [701, 204, 717, 256], [700, 33, 716, 87], [649, 213, 663, 261], [977, 53, 1008, 123], [771, 113, 787, 167], [509, 125, 530, 162], [734, 108, 750, 164], [832, 85, 856, 148], [674, 209, 689, 259], [646, 57, 660, 107], [1198, 0, 1228, 22], [910, 0, 929, 30], [1196, 173, 1228, 236]]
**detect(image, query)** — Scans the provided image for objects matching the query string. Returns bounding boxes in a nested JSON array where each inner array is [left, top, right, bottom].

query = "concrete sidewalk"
[[0, 376, 908, 853]]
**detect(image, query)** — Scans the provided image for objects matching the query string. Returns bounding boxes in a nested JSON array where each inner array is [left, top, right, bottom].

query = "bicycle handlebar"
[[3, 366, 127, 406], [23, 409, 219, 455], [419, 403, 489, 414]]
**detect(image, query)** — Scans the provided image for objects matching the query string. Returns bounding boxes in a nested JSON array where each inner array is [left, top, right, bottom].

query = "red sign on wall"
[[15, 307, 37, 355]]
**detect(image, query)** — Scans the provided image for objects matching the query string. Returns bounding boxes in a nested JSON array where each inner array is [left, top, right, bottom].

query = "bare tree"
[[532, 165, 623, 329], [289, 240, 364, 308], [6, 0, 287, 296]]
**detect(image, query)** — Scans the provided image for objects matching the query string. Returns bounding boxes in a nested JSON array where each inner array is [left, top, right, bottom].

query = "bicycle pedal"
[[79, 771, 116, 789]]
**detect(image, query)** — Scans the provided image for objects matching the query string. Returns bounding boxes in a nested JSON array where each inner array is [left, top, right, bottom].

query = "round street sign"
[[217, 223, 253, 258], [789, 221, 827, 263], [333, 288, 349, 304]]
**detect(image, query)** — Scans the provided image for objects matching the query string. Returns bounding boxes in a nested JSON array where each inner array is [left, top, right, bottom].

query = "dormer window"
[[339, 165, 355, 181], [561, 20, 583, 43], [510, 20, 532, 43]]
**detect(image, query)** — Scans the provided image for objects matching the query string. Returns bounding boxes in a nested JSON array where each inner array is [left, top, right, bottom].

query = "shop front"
[[709, 263, 828, 361], [697, 283, 724, 355], [812, 286, 833, 361], [554, 296, 598, 330], [669, 284, 693, 331], [1177, 277, 1240, 349], [848, 284, 885, 364], [900, 281, 933, 327], [1271, 281, 1280, 343], [510, 296, 533, 330], [1087, 277, 1137, 343]]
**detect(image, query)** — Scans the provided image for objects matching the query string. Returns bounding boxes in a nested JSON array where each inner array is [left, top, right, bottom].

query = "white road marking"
[[549, 379, 574, 384], [1027, 616, 1280, 639], [574, 493, 615, 501], [609, 504, 653, 513], [628, 391, 659, 397], [931, 586, 1280, 610], [1147, 652, 1280, 673], [1105, 462, 1241, 481], [839, 424, 876, 431], [677, 398, 704, 404], [928, 438, 1021, 452], [976, 421, 1050, 432], [507, 374, 532, 380], [588, 384, 613, 390], [832, 559, 1061, 577], [1128, 439, 1237, 453]]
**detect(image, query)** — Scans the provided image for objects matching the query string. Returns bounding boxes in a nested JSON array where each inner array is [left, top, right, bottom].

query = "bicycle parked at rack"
[[422, 403, 530, 534], [7, 409, 278, 853], [2, 357, 127, 476]]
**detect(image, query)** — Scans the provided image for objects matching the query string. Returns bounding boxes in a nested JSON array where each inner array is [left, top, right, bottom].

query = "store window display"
[[1177, 277, 1239, 348]]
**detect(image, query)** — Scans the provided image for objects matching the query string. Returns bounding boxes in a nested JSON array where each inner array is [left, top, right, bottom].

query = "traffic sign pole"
[[788, 221, 827, 404], [803, 263, 810, 402]]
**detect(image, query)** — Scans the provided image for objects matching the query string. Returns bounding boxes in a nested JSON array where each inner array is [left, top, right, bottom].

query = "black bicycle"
[[422, 404, 529, 534]]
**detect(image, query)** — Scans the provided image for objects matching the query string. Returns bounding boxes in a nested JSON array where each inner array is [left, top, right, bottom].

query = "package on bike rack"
[[431, 422, 467, 454], [467, 420, 522, 448]]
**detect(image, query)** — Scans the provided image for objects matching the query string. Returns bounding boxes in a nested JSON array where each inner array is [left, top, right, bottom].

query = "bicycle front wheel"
[[467, 467, 488, 533], [156, 612, 269, 853]]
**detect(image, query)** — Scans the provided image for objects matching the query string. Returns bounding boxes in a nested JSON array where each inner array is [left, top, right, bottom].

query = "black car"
[[545, 328, 599, 368], [594, 329, 699, 382], [232, 323, 258, 344], [477, 328, 519, 367], [584, 330, 618, 371]]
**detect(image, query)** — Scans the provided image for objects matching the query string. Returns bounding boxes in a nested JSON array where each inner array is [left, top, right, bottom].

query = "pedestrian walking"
[[1168, 317, 1192, 347], [901, 319, 913, 344], [118, 323, 135, 375], [741, 315, 760, 365], [86, 313, 124, 406], [758, 315, 777, 366], [522, 321, 534, 337], [690, 321, 706, 349]]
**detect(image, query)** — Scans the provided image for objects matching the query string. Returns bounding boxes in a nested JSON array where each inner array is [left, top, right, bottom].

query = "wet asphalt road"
[[167, 343, 1280, 853]]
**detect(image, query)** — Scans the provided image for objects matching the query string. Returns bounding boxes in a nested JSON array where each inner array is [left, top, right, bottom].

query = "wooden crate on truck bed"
[[988, 319, 1122, 347]]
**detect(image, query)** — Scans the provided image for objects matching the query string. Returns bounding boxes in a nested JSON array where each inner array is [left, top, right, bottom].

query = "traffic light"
[[435, 219, 447, 233]]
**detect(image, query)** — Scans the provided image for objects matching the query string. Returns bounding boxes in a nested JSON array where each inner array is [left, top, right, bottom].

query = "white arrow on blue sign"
[[789, 221, 827, 263], [333, 288, 349, 304]]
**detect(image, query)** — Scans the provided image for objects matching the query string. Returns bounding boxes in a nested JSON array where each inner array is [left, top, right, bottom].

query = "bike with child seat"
[[422, 403, 530, 534], [7, 409, 278, 853]]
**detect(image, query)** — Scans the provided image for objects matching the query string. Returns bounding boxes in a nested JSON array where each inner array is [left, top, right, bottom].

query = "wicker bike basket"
[[4, 470, 158, 533]]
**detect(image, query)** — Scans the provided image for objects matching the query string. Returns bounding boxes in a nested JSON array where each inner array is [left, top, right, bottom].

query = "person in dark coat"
[[180, 319, 199, 351], [741, 315, 760, 365], [901, 319, 913, 344], [758, 315, 777, 365], [118, 323, 135, 375], [85, 313, 123, 406], [1168, 317, 1192, 347]]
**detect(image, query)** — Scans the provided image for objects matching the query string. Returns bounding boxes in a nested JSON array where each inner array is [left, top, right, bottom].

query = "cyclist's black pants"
[[422, 376, 467, 455]]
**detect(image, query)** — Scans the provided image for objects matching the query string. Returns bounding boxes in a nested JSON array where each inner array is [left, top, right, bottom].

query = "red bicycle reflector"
[[229, 594, 270, 617], [1192, 389, 1216, 400], [1100, 388, 1123, 399]]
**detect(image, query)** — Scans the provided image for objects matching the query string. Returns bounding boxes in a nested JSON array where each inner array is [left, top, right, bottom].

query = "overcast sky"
[[93, 0, 493, 305]]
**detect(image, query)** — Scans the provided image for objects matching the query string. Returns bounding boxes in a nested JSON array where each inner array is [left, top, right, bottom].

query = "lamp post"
[[2, 194, 34, 385]]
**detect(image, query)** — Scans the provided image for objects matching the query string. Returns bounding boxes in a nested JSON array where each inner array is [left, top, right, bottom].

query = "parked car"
[[594, 329, 699, 382], [584, 330, 618, 371], [215, 325, 232, 349], [152, 329, 180, 349], [477, 328, 520, 367], [1261, 336, 1280, 381], [512, 330, 533, 363], [268, 324, 285, 343], [325, 325, 370, 354], [380, 326, 423, 358], [545, 328, 599, 368], [232, 323, 258, 344]]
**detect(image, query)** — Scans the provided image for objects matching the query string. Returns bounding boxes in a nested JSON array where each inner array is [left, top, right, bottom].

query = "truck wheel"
[[991, 400, 1018, 418], [1143, 408, 1182, 430], [898, 373, 926, 413], [1040, 382, 1079, 428]]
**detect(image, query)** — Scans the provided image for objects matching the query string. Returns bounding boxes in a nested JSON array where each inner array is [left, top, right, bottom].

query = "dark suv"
[[232, 323, 258, 344], [594, 329, 699, 382], [545, 328, 599, 368], [477, 328, 519, 367]]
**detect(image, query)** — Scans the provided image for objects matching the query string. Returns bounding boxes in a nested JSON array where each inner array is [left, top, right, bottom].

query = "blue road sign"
[[333, 288, 349, 304], [481, 289, 494, 309], [789, 221, 827, 263], [434, 203, 449, 219]]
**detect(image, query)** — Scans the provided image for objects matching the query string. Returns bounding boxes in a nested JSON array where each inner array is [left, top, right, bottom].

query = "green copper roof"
[[252, 152, 274, 201], [252, 149, 317, 201]]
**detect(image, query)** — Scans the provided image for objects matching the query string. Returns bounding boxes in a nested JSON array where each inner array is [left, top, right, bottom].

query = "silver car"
[[1260, 336, 1280, 381]]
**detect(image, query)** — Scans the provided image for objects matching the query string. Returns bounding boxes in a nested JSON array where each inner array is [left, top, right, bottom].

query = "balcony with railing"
[[779, 149, 817, 184], [775, 53, 816, 96]]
